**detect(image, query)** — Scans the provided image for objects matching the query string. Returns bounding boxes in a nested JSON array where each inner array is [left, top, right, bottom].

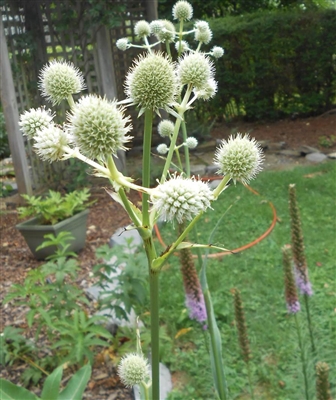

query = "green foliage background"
[[196, 9, 336, 121]]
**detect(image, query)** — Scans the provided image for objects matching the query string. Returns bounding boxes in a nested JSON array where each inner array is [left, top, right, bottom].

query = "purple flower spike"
[[186, 293, 207, 323], [287, 300, 301, 314], [295, 271, 313, 296]]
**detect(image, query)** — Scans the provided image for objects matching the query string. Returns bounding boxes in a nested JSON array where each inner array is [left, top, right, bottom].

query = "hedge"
[[200, 9, 336, 121]]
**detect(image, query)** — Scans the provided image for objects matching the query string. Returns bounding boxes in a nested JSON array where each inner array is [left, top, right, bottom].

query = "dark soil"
[[0, 113, 335, 399]]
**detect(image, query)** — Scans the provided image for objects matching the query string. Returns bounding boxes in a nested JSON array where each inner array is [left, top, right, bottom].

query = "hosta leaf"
[[40, 365, 63, 400], [0, 378, 39, 400], [58, 364, 91, 400]]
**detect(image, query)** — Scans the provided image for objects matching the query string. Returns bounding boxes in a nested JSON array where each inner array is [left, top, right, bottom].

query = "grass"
[[155, 161, 336, 399]]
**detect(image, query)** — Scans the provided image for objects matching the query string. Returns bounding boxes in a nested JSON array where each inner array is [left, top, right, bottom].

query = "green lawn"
[[156, 161, 336, 399]]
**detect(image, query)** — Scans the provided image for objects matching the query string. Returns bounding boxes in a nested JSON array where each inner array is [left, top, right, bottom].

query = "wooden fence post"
[[96, 25, 126, 172], [0, 14, 32, 197]]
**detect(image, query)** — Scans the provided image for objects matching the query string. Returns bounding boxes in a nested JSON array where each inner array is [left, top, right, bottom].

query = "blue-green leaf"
[[0, 378, 39, 400], [41, 365, 63, 400], [58, 364, 91, 400]]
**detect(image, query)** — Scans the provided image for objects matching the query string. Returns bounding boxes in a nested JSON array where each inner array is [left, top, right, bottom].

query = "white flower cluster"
[[118, 353, 149, 388], [19, 107, 55, 140], [151, 174, 213, 223]]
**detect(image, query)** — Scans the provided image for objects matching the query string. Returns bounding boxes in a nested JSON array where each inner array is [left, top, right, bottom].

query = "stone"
[[327, 152, 336, 159], [110, 226, 142, 252], [205, 164, 219, 175], [208, 179, 222, 190], [299, 145, 320, 155], [277, 149, 302, 157], [267, 141, 287, 151], [190, 164, 206, 176], [305, 152, 327, 163], [134, 363, 172, 400]]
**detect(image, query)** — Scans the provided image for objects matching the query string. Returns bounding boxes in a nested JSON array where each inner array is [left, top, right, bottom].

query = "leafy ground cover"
[[156, 161, 336, 399]]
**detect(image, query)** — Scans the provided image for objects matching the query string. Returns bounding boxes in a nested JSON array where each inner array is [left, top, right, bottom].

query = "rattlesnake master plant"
[[18, 1, 264, 398]]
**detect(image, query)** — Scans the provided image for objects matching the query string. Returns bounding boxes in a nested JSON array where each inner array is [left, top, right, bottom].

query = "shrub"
[[200, 9, 336, 121]]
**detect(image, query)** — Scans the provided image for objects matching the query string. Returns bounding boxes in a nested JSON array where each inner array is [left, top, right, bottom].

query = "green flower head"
[[34, 125, 70, 162], [173, 1, 193, 21], [214, 134, 264, 184], [39, 59, 86, 105], [118, 353, 149, 388], [158, 119, 175, 137], [134, 20, 151, 38], [177, 52, 214, 90], [68, 95, 132, 159], [19, 107, 55, 140], [153, 19, 176, 43], [125, 52, 178, 112]]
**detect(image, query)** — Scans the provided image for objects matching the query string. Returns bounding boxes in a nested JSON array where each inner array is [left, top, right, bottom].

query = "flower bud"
[[34, 125, 70, 162], [175, 40, 189, 53], [157, 143, 169, 154], [194, 21, 209, 32], [134, 20, 151, 38], [177, 53, 214, 90], [151, 174, 213, 223], [211, 46, 225, 59], [125, 52, 178, 111], [154, 20, 176, 43], [39, 60, 86, 105], [185, 137, 198, 149], [195, 26, 212, 44], [118, 353, 149, 388], [158, 119, 174, 137], [150, 20, 164, 35], [194, 78, 217, 100], [173, 1, 193, 21], [214, 134, 263, 184], [19, 107, 55, 140], [68, 95, 132, 159], [116, 38, 129, 51]]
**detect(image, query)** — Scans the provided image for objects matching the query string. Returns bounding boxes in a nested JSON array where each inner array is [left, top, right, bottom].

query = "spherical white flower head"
[[39, 60, 85, 105], [194, 21, 209, 32], [68, 95, 132, 159], [157, 143, 169, 154], [194, 26, 212, 44], [173, 1, 193, 21], [125, 52, 178, 111], [214, 134, 264, 184], [154, 20, 176, 43], [158, 119, 174, 137], [151, 174, 213, 223], [19, 107, 55, 140], [175, 40, 189, 53], [33, 125, 69, 162], [177, 53, 214, 90], [134, 20, 151, 38], [185, 137, 198, 149], [150, 20, 164, 35], [211, 46, 225, 59], [118, 353, 149, 388], [194, 78, 218, 100], [116, 38, 129, 51]]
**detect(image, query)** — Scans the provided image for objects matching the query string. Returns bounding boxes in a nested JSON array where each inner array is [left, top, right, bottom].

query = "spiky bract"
[[39, 59, 85, 105], [125, 53, 178, 112], [68, 95, 132, 159], [151, 174, 213, 223], [19, 107, 55, 140], [214, 134, 264, 184]]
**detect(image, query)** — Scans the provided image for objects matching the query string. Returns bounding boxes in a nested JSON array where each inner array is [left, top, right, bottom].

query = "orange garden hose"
[[153, 179, 278, 259]]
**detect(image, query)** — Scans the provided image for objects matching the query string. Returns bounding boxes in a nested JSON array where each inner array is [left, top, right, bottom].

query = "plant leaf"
[[40, 365, 63, 400], [0, 378, 39, 400], [58, 364, 91, 400], [175, 241, 231, 252]]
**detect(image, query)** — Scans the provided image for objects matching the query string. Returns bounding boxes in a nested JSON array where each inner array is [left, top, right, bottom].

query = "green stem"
[[181, 120, 190, 177], [304, 294, 316, 356], [246, 362, 255, 400], [67, 94, 75, 110], [160, 85, 193, 183], [140, 381, 151, 400], [142, 109, 153, 227], [294, 313, 310, 400], [143, 236, 159, 400], [117, 187, 141, 227]]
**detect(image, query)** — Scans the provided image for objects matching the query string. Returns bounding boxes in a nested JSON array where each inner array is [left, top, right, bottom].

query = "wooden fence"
[[1, 0, 156, 191]]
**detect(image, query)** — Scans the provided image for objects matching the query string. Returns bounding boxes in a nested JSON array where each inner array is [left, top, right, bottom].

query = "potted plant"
[[16, 188, 94, 259]]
